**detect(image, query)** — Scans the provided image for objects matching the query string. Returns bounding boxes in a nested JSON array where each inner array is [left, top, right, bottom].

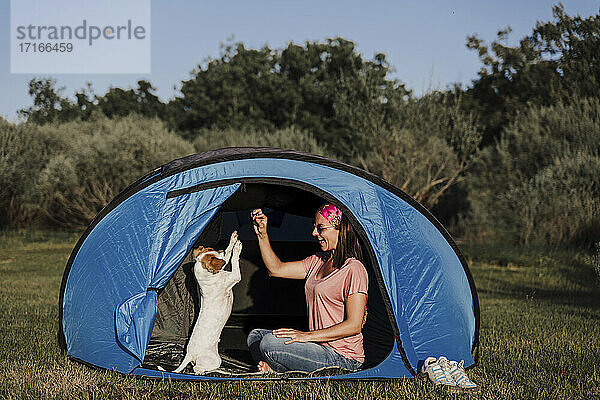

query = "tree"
[[465, 3, 600, 145], [18, 78, 80, 124], [168, 42, 293, 135], [168, 38, 410, 152], [19, 79, 166, 124], [97, 80, 166, 119]]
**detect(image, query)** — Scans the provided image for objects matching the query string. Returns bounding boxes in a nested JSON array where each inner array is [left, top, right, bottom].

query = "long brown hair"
[[317, 205, 364, 269]]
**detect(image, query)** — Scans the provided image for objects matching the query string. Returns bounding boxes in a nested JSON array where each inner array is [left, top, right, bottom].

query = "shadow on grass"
[[477, 283, 600, 308], [464, 243, 600, 308]]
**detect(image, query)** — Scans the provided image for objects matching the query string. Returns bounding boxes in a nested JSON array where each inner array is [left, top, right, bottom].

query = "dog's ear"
[[193, 247, 204, 259], [207, 256, 226, 273]]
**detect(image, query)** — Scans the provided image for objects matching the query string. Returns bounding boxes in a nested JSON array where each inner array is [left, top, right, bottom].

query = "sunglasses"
[[313, 223, 336, 235]]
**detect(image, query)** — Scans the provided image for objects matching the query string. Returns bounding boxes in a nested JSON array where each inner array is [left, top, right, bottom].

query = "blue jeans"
[[246, 328, 362, 373]]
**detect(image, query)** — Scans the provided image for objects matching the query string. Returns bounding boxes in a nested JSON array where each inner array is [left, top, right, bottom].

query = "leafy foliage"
[[358, 93, 481, 208], [0, 115, 191, 229], [468, 97, 600, 247], [465, 4, 600, 144], [503, 152, 600, 247], [0, 119, 47, 226], [168, 38, 409, 150], [192, 127, 328, 157], [18, 79, 166, 124], [17, 78, 83, 124]]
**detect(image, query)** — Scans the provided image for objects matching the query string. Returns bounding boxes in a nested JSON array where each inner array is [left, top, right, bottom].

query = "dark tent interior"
[[143, 182, 395, 375]]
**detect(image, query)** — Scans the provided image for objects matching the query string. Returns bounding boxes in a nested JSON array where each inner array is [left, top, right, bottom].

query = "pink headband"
[[320, 204, 342, 229]]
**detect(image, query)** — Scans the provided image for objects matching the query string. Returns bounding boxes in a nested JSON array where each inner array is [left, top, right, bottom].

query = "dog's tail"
[[173, 354, 192, 374]]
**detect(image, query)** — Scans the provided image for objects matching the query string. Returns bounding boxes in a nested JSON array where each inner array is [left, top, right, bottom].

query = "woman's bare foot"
[[257, 361, 274, 372]]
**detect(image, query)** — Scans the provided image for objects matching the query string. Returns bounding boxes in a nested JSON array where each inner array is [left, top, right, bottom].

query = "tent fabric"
[[115, 290, 158, 362], [62, 182, 240, 371], [59, 147, 479, 380]]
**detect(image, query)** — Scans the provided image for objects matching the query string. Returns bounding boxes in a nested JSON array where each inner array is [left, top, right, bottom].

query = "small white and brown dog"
[[173, 230, 242, 374]]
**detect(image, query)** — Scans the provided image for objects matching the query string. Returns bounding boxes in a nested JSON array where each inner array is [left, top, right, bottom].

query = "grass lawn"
[[0, 231, 598, 399]]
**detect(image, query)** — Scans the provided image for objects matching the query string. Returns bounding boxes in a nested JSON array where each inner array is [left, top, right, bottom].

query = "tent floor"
[[142, 342, 256, 374], [142, 341, 354, 378], [143, 342, 255, 374]]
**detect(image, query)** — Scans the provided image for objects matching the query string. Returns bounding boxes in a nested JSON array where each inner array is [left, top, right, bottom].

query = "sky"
[[1, 0, 598, 121]]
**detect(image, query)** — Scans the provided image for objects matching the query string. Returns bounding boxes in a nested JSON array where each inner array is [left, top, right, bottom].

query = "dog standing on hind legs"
[[173, 231, 242, 374]]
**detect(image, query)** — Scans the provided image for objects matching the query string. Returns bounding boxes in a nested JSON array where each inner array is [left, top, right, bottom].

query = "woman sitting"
[[247, 204, 368, 372]]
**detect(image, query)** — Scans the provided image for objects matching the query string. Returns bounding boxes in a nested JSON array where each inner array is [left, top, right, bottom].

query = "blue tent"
[[59, 147, 479, 380]]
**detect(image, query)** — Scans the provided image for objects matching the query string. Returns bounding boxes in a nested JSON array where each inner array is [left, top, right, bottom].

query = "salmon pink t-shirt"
[[302, 254, 369, 363]]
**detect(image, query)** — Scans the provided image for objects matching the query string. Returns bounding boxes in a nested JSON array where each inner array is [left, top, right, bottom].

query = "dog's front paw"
[[229, 230, 238, 245], [233, 239, 242, 256]]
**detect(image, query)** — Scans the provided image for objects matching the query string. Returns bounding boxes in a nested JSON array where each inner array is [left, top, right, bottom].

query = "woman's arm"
[[273, 293, 368, 343], [251, 209, 306, 279]]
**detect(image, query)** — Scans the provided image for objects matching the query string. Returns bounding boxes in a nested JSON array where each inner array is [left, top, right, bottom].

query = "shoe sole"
[[459, 386, 481, 393]]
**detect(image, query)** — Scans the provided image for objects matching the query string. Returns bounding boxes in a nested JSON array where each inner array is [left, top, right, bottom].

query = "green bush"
[[3, 115, 192, 229], [358, 127, 464, 208], [502, 152, 600, 247], [467, 97, 600, 247], [357, 93, 481, 210], [192, 127, 330, 157], [0, 120, 48, 227], [496, 97, 599, 188]]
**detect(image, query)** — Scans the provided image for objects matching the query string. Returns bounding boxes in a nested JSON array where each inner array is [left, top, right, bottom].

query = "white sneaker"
[[448, 360, 480, 392], [421, 357, 459, 391]]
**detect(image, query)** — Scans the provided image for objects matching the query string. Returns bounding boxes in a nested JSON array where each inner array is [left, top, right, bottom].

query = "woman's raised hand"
[[250, 209, 305, 279], [251, 209, 268, 239]]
